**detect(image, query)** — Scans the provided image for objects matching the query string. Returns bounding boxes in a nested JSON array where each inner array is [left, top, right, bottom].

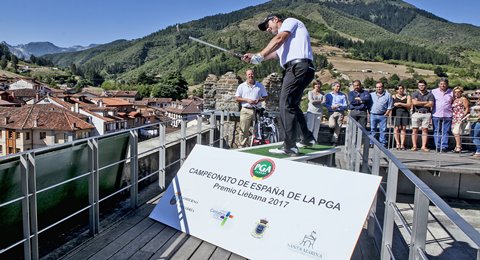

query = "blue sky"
[[0, 0, 479, 47]]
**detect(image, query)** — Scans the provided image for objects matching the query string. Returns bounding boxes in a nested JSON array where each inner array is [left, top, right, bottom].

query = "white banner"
[[150, 145, 381, 260]]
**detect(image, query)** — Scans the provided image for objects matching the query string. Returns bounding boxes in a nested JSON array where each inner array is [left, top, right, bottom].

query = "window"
[[39, 132, 46, 140], [0, 145, 2, 154], [16, 148, 20, 153], [16, 132, 20, 139], [26, 132, 30, 140], [8, 131, 13, 139]]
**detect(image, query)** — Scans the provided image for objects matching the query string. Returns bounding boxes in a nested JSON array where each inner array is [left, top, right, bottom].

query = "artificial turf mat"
[[241, 144, 334, 159]]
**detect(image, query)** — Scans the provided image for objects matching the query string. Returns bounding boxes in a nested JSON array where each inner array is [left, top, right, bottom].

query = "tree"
[[0, 55, 7, 69], [70, 63, 77, 75], [434, 66, 448, 77], [136, 71, 155, 85], [154, 71, 188, 100], [11, 55, 18, 72]]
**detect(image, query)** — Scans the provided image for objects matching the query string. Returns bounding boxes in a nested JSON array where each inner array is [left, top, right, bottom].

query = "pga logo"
[[250, 159, 276, 180]]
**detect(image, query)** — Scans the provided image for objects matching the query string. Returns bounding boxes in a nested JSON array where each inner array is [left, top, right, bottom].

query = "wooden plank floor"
[[60, 195, 379, 260]]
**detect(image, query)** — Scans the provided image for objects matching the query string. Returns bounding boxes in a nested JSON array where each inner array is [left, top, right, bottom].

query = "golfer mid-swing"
[[242, 13, 316, 156]]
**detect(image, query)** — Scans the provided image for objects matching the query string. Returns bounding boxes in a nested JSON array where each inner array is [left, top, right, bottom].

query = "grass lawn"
[[241, 144, 334, 159]]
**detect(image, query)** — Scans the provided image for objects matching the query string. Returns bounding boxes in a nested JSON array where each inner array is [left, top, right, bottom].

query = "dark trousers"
[[350, 110, 368, 128], [280, 62, 315, 149]]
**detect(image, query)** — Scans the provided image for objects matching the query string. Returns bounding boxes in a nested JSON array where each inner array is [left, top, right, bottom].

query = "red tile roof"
[[0, 104, 94, 131]]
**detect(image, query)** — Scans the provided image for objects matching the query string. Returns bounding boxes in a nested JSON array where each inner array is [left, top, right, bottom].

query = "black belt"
[[284, 58, 313, 69]]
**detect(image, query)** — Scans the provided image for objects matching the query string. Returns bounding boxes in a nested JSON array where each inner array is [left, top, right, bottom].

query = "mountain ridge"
[[1, 41, 99, 60]]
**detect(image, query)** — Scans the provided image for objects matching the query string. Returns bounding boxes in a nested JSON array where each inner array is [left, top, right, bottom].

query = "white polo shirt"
[[235, 81, 268, 108], [276, 18, 313, 68]]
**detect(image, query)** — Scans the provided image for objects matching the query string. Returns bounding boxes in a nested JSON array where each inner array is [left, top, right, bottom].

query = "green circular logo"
[[250, 159, 275, 180]]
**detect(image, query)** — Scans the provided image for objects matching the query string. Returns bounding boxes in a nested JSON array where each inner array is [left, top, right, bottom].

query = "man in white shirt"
[[242, 14, 315, 156], [235, 69, 268, 147]]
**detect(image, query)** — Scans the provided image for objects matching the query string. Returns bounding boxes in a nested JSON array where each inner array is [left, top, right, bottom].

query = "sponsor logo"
[[250, 159, 275, 180], [210, 209, 234, 226], [287, 231, 323, 259], [251, 219, 269, 238]]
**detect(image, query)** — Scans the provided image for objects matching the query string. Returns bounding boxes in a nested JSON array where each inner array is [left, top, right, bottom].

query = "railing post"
[[209, 111, 215, 146], [180, 118, 187, 166], [361, 133, 370, 173], [349, 122, 358, 171], [355, 126, 363, 172], [197, 115, 202, 145], [408, 187, 430, 260], [129, 130, 138, 209], [20, 153, 34, 260], [345, 119, 351, 161], [368, 146, 381, 238], [158, 122, 166, 189], [381, 160, 399, 260], [219, 110, 225, 149], [87, 138, 99, 235]]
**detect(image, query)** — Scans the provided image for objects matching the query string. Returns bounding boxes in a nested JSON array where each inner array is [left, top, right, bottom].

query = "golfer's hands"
[[242, 53, 252, 63], [242, 53, 263, 64]]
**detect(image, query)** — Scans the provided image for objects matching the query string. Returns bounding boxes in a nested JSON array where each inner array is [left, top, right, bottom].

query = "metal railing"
[[0, 110, 233, 259], [345, 115, 480, 260]]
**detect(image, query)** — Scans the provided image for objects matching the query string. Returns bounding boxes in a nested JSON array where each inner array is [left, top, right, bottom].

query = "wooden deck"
[[58, 194, 379, 260]]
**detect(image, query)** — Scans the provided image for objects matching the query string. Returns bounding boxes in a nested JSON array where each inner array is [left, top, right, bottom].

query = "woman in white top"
[[306, 80, 325, 142]]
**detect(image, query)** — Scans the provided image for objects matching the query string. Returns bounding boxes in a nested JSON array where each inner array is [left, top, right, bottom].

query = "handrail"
[[345, 115, 480, 259], [0, 110, 230, 258]]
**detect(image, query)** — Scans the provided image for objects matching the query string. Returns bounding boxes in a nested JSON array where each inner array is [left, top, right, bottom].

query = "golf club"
[[189, 36, 243, 59]]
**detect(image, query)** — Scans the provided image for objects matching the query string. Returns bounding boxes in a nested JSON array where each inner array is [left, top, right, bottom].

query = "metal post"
[[197, 115, 202, 145], [180, 118, 187, 165], [129, 130, 138, 209], [345, 119, 351, 161], [87, 138, 99, 235], [209, 111, 215, 146], [355, 126, 363, 172], [381, 160, 399, 260], [408, 187, 430, 260], [361, 133, 370, 173], [349, 123, 358, 171], [20, 154, 32, 260], [219, 111, 225, 149], [368, 146, 381, 238], [159, 122, 166, 189]]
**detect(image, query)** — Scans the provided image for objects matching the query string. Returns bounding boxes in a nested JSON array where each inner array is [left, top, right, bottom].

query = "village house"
[[0, 104, 94, 156], [164, 98, 202, 127], [102, 90, 140, 102]]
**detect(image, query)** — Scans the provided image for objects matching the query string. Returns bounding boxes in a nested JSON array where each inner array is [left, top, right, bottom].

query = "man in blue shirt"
[[348, 80, 371, 128], [369, 82, 394, 147], [325, 82, 348, 146]]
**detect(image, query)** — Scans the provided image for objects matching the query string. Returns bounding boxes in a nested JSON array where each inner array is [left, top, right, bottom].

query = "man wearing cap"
[[242, 14, 315, 156], [235, 69, 268, 147]]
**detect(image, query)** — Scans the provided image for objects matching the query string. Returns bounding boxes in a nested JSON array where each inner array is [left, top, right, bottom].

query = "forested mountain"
[[43, 0, 480, 86]]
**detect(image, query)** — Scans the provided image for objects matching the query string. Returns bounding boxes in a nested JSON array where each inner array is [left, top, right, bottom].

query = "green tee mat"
[[241, 144, 334, 159]]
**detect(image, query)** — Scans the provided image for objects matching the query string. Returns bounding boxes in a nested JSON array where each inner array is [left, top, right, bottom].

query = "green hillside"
[[41, 0, 480, 86]]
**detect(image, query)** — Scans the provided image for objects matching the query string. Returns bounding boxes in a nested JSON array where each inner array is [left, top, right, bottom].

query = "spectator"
[[235, 69, 268, 147], [411, 79, 434, 152], [305, 80, 324, 143], [369, 82, 393, 147], [392, 85, 411, 150], [451, 86, 469, 153], [325, 82, 348, 146], [348, 79, 371, 128], [468, 89, 480, 158], [431, 78, 453, 153]]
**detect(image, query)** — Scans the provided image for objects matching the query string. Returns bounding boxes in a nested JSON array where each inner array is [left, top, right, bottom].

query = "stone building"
[[202, 71, 282, 112]]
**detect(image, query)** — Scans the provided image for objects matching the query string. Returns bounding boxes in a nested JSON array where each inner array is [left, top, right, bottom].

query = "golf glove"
[[250, 54, 264, 65]]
